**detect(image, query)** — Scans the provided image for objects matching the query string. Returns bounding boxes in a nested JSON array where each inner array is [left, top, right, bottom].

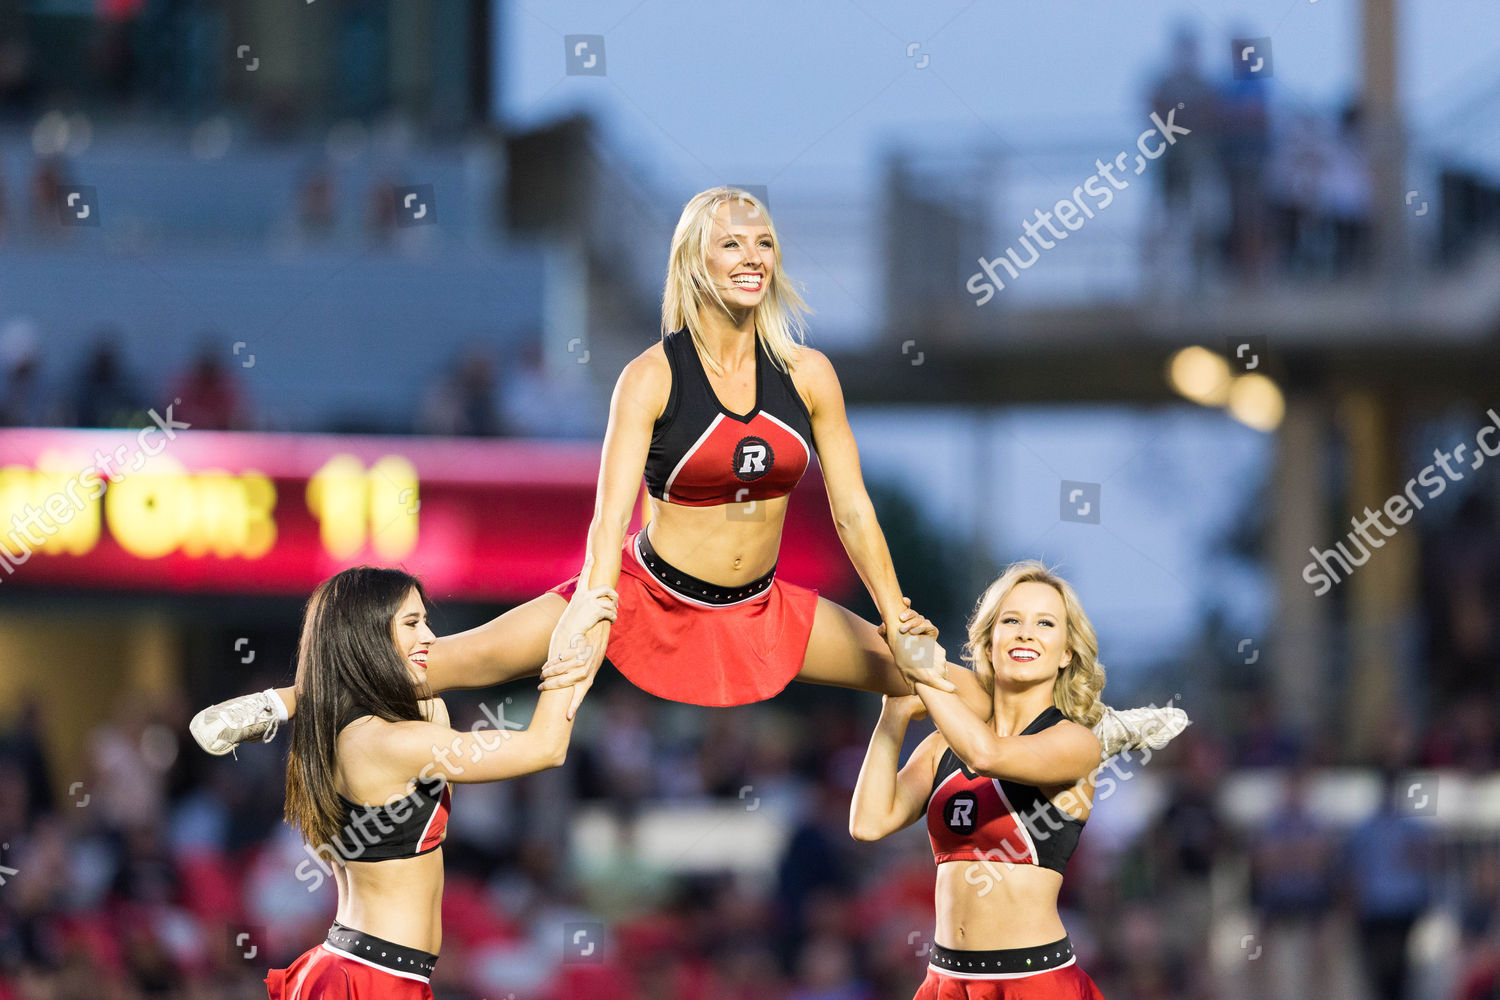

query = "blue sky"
[[500, 0, 1500, 187]]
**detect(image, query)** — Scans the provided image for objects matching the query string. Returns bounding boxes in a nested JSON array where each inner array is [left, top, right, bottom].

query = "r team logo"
[[733, 436, 774, 481], [944, 792, 978, 834]]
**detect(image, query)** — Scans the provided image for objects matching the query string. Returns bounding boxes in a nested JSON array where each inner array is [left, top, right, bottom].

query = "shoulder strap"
[[338, 702, 377, 733], [757, 336, 812, 426], [655, 331, 688, 429], [930, 745, 963, 795], [1021, 706, 1067, 735], [672, 328, 714, 399]]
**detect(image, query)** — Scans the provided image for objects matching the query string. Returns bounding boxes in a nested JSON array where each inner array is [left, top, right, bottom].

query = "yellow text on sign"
[[0, 452, 276, 561], [0, 450, 106, 558], [306, 455, 419, 561], [106, 456, 277, 559]]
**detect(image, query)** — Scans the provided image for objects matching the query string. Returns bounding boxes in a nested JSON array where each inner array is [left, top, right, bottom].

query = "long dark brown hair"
[[284, 566, 430, 849]]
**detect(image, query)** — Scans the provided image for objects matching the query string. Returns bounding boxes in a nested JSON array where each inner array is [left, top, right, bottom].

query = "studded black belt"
[[928, 937, 1074, 978], [637, 528, 776, 606], [322, 922, 438, 981]]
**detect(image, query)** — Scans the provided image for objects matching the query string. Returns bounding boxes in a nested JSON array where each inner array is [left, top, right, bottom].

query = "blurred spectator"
[[71, 331, 144, 428], [579, 807, 676, 921], [1149, 22, 1218, 205], [1424, 490, 1500, 710], [587, 686, 657, 808], [88, 694, 175, 833], [366, 172, 401, 243], [1235, 690, 1305, 767], [1266, 111, 1330, 278], [0, 700, 53, 823], [90, 0, 142, 99], [1421, 699, 1499, 772], [1111, 904, 1180, 1000], [776, 773, 857, 975], [0, 318, 53, 426], [499, 341, 554, 436], [297, 157, 337, 241], [1145, 21, 1220, 294], [170, 343, 253, 430], [789, 934, 872, 1000], [1323, 103, 1373, 276], [1457, 941, 1500, 1000], [1455, 856, 1500, 1000], [1215, 33, 1272, 283], [500, 340, 608, 439], [1248, 766, 1338, 1000], [711, 941, 789, 1000], [1148, 731, 1228, 998], [416, 348, 502, 436], [696, 709, 755, 799], [28, 157, 65, 234], [0, 14, 33, 110], [1458, 852, 1500, 949], [1344, 769, 1436, 1000]]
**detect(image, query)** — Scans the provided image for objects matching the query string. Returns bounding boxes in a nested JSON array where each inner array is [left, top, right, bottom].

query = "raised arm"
[[798, 348, 954, 693], [580, 352, 668, 593], [915, 679, 1100, 787], [850, 695, 943, 841], [540, 351, 670, 717]]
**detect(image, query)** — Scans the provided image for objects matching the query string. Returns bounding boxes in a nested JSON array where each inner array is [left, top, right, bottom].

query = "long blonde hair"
[[660, 186, 811, 376], [964, 560, 1106, 728]]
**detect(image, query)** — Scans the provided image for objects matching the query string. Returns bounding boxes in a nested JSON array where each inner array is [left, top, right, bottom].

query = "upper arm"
[[887, 730, 945, 833], [346, 716, 562, 787], [795, 349, 869, 521], [978, 721, 1101, 787], [949, 667, 993, 722], [595, 350, 670, 530]]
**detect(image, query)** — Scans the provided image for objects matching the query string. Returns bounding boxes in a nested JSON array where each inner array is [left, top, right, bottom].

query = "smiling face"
[[988, 581, 1073, 688], [704, 200, 775, 307], [390, 587, 436, 683]]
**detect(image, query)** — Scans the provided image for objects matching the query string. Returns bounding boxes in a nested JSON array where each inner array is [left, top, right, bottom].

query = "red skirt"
[[914, 940, 1105, 1000], [266, 924, 437, 1000], [914, 965, 1105, 1000], [549, 528, 819, 706]]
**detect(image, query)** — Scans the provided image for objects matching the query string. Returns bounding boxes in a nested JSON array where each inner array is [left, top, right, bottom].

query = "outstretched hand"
[[881, 692, 929, 722], [876, 596, 939, 640], [881, 597, 955, 694], [538, 587, 617, 719]]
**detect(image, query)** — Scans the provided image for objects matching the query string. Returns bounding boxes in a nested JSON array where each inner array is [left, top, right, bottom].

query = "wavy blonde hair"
[[964, 560, 1106, 728], [660, 186, 811, 376]]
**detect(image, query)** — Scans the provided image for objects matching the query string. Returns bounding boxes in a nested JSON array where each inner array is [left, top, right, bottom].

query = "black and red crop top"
[[332, 704, 451, 862], [642, 329, 814, 507], [925, 706, 1085, 875]]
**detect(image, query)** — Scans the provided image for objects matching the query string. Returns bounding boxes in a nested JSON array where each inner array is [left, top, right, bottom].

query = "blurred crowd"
[[0, 321, 249, 432], [1144, 22, 1380, 293], [0, 320, 592, 438], [1, 668, 1498, 1000], [0, 150, 457, 250], [0, 156, 81, 245]]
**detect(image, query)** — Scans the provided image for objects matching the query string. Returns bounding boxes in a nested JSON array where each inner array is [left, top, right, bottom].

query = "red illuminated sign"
[[0, 428, 855, 601]]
